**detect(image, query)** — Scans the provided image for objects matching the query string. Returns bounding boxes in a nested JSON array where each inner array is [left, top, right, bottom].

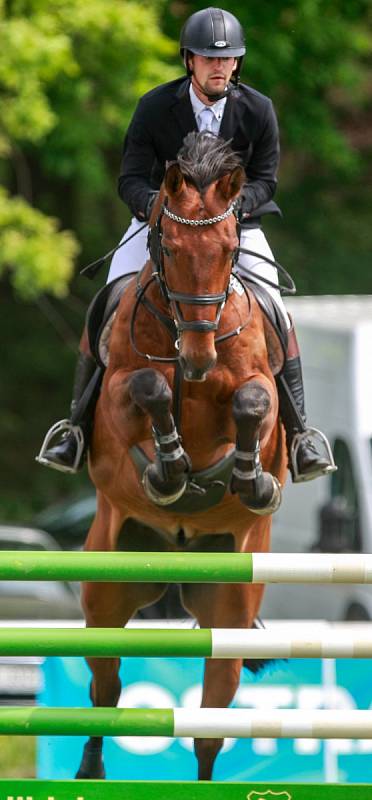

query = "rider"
[[37, 6, 335, 483]]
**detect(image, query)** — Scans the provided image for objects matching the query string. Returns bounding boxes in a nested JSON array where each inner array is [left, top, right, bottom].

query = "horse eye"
[[162, 245, 172, 258]]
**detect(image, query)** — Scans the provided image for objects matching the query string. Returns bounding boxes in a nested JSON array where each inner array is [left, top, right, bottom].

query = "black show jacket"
[[118, 77, 280, 222]]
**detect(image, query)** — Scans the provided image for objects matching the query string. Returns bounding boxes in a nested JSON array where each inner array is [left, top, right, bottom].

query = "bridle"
[[130, 198, 252, 363]]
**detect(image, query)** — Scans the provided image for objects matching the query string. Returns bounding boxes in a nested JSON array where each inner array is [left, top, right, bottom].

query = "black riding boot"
[[36, 352, 100, 474], [276, 326, 336, 483]]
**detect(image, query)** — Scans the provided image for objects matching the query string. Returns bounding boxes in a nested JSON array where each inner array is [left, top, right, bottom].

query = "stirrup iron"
[[36, 419, 85, 474], [290, 427, 337, 484]]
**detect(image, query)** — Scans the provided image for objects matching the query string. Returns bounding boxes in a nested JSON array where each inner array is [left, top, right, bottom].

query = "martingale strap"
[[129, 444, 237, 514]]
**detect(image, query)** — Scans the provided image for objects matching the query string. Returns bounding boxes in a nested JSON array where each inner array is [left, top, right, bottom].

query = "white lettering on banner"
[[114, 683, 174, 754], [294, 685, 356, 755], [236, 686, 294, 755], [113, 681, 368, 756], [6, 796, 85, 800], [179, 685, 203, 752]]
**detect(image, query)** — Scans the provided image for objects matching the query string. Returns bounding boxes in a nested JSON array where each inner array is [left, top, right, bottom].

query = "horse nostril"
[[179, 354, 216, 382]]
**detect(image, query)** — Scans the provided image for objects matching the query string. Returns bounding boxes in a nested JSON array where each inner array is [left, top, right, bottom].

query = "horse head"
[[151, 133, 245, 381]]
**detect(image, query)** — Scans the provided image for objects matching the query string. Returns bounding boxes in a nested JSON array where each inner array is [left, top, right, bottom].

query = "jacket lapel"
[[170, 79, 198, 138], [219, 91, 239, 140]]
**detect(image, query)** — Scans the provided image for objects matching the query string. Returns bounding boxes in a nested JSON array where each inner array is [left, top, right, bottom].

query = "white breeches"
[[107, 217, 290, 328]]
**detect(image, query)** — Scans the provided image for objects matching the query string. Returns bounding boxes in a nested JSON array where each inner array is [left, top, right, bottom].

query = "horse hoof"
[[142, 467, 187, 506], [75, 764, 106, 780], [241, 475, 282, 516], [75, 763, 106, 780], [75, 741, 106, 779]]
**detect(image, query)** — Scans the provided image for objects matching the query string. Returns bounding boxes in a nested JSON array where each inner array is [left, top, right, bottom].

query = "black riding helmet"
[[180, 7, 246, 86]]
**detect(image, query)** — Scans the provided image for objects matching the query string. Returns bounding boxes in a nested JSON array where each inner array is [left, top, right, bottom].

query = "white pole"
[[252, 553, 372, 583], [173, 709, 372, 739], [211, 627, 372, 658]]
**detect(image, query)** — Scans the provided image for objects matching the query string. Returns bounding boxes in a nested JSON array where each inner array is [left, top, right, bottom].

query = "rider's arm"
[[240, 98, 280, 218], [118, 97, 158, 221]]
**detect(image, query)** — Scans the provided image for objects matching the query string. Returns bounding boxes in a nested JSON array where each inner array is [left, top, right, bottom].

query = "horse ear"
[[165, 163, 185, 197], [217, 166, 245, 201]]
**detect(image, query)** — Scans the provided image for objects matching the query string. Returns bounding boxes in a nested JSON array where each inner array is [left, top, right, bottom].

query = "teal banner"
[[38, 654, 372, 782]]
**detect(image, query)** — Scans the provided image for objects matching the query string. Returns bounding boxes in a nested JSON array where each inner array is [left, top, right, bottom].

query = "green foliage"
[[175, 0, 372, 173], [0, 187, 78, 297], [0, 0, 178, 297]]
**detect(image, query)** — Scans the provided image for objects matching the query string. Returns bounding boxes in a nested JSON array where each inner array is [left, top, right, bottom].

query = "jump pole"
[[1, 707, 372, 738], [1, 552, 372, 796], [0, 550, 372, 582], [0, 625, 372, 658]]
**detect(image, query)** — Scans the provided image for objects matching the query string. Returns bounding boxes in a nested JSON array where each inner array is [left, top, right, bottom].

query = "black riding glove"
[[237, 184, 253, 223]]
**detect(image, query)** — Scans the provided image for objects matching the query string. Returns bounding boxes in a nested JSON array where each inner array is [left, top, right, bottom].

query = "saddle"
[[86, 273, 137, 367], [86, 272, 288, 374], [242, 278, 288, 375]]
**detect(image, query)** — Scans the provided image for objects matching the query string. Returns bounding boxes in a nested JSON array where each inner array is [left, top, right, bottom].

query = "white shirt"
[[189, 83, 227, 136]]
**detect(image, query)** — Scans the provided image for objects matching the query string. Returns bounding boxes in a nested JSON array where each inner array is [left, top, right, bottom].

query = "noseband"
[[130, 197, 251, 363]]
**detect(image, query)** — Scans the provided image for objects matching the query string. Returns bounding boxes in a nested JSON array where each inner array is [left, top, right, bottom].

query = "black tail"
[[243, 618, 288, 676]]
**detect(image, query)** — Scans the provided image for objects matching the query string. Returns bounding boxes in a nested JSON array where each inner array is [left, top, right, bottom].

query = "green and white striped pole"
[[0, 626, 371, 658], [1, 707, 372, 738], [0, 551, 372, 583]]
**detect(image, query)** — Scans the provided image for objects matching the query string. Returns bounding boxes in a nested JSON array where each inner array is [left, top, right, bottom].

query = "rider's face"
[[189, 54, 237, 102]]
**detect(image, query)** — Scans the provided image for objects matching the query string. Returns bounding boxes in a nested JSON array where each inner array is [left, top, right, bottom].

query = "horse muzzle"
[[182, 364, 209, 382], [179, 344, 217, 382]]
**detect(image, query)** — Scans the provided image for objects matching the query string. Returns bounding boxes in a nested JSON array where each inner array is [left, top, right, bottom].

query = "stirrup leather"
[[35, 419, 85, 474], [290, 427, 337, 484]]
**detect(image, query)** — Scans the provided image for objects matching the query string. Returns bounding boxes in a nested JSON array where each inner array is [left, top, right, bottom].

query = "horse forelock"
[[176, 132, 242, 193]]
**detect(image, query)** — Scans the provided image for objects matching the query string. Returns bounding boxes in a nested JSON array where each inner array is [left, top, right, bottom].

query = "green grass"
[[0, 736, 36, 777]]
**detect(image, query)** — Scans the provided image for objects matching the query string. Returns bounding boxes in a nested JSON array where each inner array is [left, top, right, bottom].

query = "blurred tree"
[[0, 0, 178, 518], [164, 0, 372, 176], [0, 0, 177, 297]]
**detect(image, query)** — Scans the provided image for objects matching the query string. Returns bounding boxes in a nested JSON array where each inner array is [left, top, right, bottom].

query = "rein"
[[129, 199, 252, 363], [130, 271, 252, 363]]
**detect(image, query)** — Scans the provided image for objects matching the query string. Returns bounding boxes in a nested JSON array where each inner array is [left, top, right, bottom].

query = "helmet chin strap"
[[191, 74, 234, 103]]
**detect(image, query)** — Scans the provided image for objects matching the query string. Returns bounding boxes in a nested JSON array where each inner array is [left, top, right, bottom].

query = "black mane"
[[176, 132, 242, 191]]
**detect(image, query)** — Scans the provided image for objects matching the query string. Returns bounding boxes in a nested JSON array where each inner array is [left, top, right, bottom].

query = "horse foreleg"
[[76, 581, 126, 780], [231, 380, 282, 514], [76, 571, 169, 780], [128, 368, 190, 505], [75, 656, 121, 780], [196, 658, 242, 780], [182, 581, 264, 780]]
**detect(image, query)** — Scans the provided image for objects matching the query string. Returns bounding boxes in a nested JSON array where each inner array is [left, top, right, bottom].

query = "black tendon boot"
[[276, 326, 336, 483], [36, 352, 101, 474]]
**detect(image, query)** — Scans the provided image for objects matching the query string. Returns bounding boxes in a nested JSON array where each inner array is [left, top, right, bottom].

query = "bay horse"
[[77, 132, 287, 781]]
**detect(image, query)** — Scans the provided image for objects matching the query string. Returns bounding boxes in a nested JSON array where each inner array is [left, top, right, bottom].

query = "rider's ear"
[[217, 166, 245, 201], [165, 163, 185, 197]]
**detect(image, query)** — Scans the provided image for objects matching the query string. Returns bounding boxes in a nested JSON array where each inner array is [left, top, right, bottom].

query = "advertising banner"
[[38, 645, 372, 782]]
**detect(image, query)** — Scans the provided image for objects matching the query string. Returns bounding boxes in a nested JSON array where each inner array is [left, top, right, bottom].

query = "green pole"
[[0, 551, 254, 583], [0, 627, 212, 657], [0, 707, 174, 736]]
